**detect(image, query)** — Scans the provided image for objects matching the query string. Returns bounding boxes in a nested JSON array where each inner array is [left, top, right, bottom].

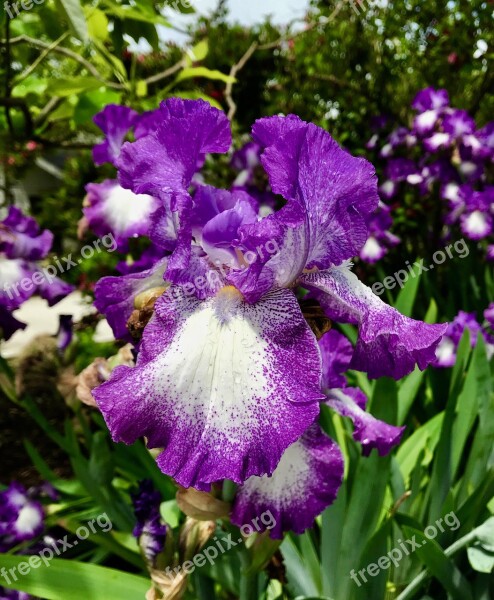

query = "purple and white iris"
[[92, 99, 447, 536], [85, 105, 163, 250], [0, 207, 73, 340], [0, 483, 45, 552]]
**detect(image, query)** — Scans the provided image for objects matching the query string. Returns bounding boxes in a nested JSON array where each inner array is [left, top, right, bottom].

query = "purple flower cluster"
[[0, 207, 73, 340], [91, 99, 447, 537], [434, 305, 494, 367], [370, 87, 494, 257]]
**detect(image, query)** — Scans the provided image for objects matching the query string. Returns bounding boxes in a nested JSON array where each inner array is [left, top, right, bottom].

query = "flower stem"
[[395, 530, 478, 600]]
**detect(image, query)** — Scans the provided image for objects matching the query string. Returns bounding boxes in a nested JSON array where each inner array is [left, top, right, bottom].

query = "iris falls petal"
[[94, 286, 322, 489]]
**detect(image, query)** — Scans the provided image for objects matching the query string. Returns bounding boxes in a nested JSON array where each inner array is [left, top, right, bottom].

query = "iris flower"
[[93, 99, 447, 532]]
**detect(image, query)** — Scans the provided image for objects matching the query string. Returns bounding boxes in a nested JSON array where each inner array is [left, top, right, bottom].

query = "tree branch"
[[143, 58, 187, 86], [1, 35, 124, 90]]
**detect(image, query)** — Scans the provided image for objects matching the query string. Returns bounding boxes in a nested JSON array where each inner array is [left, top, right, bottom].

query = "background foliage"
[[1, 1, 494, 599]]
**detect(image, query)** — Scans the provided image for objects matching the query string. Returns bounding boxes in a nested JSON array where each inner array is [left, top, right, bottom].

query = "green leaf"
[[401, 526, 473, 600], [74, 89, 122, 125], [85, 7, 109, 42], [186, 39, 209, 64], [396, 412, 443, 484], [23, 439, 85, 496], [0, 555, 149, 600], [102, 0, 169, 25], [397, 366, 425, 425], [281, 536, 320, 598], [174, 67, 236, 85], [55, 0, 88, 41], [160, 499, 181, 528], [321, 485, 346, 597], [50, 78, 104, 97], [136, 80, 148, 97], [394, 260, 422, 316], [12, 77, 48, 98]]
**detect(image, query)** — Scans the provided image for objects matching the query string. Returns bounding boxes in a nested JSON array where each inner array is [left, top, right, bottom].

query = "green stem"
[[239, 551, 258, 600], [395, 530, 478, 600]]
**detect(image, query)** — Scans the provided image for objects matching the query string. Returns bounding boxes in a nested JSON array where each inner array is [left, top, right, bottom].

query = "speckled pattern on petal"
[[301, 263, 448, 379], [94, 287, 322, 489], [325, 388, 404, 456], [231, 424, 343, 538]]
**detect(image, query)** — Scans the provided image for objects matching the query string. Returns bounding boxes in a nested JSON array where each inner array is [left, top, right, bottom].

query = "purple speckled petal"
[[252, 115, 379, 269], [325, 388, 405, 456], [117, 100, 231, 280], [228, 117, 379, 302], [84, 180, 159, 249], [230, 424, 343, 539], [2, 206, 38, 235], [134, 109, 162, 140], [201, 197, 258, 265], [94, 286, 322, 489], [379, 180, 398, 200], [131, 480, 167, 565], [434, 311, 482, 368], [94, 257, 168, 340], [434, 336, 457, 368], [318, 329, 353, 389], [0, 587, 31, 599], [359, 236, 387, 263], [93, 104, 139, 166], [476, 122, 494, 159], [300, 264, 448, 379], [386, 158, 417, 182]]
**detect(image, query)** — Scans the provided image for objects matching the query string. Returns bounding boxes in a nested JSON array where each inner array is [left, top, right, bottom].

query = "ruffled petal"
[[227, 117, 379, 302], [230, 424, 343, 538], [94, 257, 168, 340], [94, 286, 322, 489], [117, 99, 231, 278], [325, 388, 404, 456], [300, 263, 448, 379], [93, 104, 139, 166], [252, 115, 379, 269]]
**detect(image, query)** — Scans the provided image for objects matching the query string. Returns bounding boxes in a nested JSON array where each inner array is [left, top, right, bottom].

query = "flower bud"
[[176, 487, 230, 521]]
